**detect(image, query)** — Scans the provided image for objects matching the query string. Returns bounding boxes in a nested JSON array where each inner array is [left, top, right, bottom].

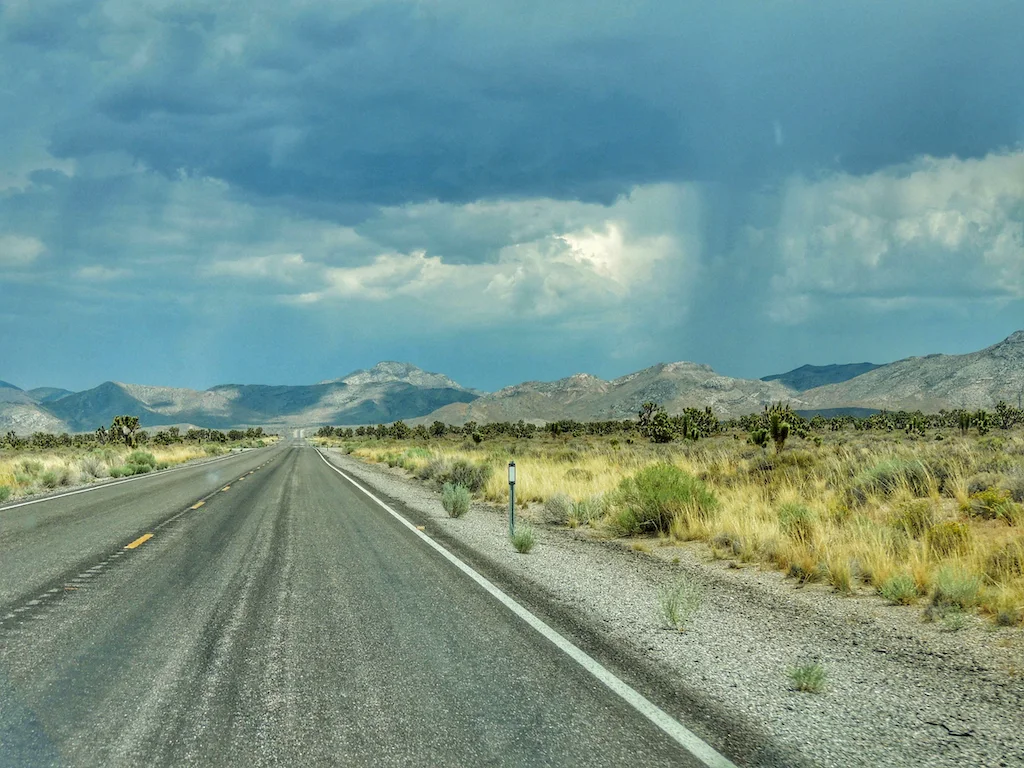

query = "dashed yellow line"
[[190, 501, 205, 510], [125, 533, 153, 550], [222, 486, 231, 491]]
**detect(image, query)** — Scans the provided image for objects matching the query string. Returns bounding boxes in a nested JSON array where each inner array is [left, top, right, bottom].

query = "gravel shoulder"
[[322, 448, 1024, 768]]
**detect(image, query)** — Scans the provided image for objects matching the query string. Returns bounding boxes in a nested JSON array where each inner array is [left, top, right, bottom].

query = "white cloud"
[[768, 150, 1024, 323], [76, 265, 130, 281], [0, 234, 45, 266]]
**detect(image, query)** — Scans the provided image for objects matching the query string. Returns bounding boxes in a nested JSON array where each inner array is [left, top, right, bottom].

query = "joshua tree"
[[768, 409, 790, 453], [110, 415, 140, 448], [957, 411, 972, 436]]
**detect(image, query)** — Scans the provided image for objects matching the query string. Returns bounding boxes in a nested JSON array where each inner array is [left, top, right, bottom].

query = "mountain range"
[[2, 331, 1022, 433]]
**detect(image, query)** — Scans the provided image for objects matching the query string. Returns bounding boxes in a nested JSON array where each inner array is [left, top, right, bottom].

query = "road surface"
[[0, 441, 718, 767]]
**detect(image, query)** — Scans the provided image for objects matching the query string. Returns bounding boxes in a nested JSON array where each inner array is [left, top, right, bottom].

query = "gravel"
[[322, 448, 1024, 768]]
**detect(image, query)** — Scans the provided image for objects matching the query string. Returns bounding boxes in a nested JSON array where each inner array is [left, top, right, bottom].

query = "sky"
[[2, 0, 1022, 393]]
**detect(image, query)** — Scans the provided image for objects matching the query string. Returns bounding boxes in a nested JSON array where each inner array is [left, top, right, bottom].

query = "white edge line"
[[0, 448, 267, 513], [317, 449, 737, 768]]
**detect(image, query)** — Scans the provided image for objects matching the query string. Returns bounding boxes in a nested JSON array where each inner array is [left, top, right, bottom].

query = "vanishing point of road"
[[0, 440, 727, 767]]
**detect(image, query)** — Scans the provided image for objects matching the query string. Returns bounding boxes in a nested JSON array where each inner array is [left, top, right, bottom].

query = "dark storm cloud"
[[10, 0, 1018, 213]]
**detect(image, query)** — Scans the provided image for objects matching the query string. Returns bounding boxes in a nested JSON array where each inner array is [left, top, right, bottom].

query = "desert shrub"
[[20, 459, 43, 475], [439, 459, 492, 493], [511, 524, 535, 553], [927, 566, 980, 617], [778, 502, 816, 542], [983, 539, 1024, 583], [127, 450, 156, 468], [565, 467, 594, 482], [416, 457, 449, 481], [80, 454, 108, 479], [879, 573, 918, 604], [1003, 471, 1024, 503], [205, 445, 224, 456], [611, 464, 717, 535], [851, 458, 930, 503], [108, 466, 128, 478], [441, 482, 471, 518], [712, 531, 744, 557], [543, 493, 573, 525], [925, 521, 971, 558], [963, 488, 1016, 522], [967, 472, 1005, 495], [40, 469, 63, 489], [128, 462, 152, 475], [891, 499, 937, 538], [0, 485, 11, 502], [404, 447, 432, 460], [155, 461, 170, 470]]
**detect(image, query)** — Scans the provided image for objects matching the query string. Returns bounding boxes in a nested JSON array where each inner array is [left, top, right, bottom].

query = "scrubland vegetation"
[[315, 403, 1024, 628], [0, 419, 276, 501]]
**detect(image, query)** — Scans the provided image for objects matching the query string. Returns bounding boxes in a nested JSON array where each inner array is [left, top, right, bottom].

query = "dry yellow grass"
[[0, 438, 276, 500], [321, 431, 1024, 625]]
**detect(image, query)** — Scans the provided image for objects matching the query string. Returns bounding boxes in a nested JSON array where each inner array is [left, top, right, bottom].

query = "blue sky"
[[2, 0, 1022, 392]]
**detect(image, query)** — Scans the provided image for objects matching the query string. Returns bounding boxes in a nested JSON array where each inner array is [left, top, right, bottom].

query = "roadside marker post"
[[508, 461, 516, 537]]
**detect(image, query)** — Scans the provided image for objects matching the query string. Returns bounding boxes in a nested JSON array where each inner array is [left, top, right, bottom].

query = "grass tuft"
[[879, 573, 918, 604], [787, 662, 827, 693], [657, 577, 702, 631]]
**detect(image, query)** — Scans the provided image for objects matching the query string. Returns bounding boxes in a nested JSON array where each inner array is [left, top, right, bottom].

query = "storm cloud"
[[1, 0, 1022, 391]]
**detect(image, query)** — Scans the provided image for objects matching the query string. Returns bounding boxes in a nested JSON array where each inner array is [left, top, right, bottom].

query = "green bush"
[[438, 459, 492, 493], [964, 488, 1016, 522], [155, 461, 170, 470], [40, 469, 62, 489], [851, 458, 930, 503], [612, 464, 717, 535], [925, 521, 971, 558], [128, 463, 152, 475], [879, 573, 918, 604], [778, 502, 816, 542], [108, 466, 128, 478], [929, 566, 980, 614], [441, 483, 471, 518], [891, 499, 937, 538], [205, 445, 224, 456], [127, 450, 157, 468], [511, 524, 535, 553], [0, 485, 11, 503]]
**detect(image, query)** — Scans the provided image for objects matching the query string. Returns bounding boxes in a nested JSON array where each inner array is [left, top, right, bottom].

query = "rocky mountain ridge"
[[3, 331, 1022, 433]]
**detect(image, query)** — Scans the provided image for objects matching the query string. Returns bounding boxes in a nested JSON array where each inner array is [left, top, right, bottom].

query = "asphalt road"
[[0, 441, 709, 767]]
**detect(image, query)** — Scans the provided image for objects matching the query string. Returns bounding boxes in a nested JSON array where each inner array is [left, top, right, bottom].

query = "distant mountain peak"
[[0, 380, 22, 390], [323, 361, 470, 391], [762, 362, 882, 392]]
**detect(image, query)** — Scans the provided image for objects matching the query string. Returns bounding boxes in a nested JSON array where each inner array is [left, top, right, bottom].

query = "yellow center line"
[[222, 485, 231, 491], [125, 533, 153, 550], [190, 501, 205, 510]]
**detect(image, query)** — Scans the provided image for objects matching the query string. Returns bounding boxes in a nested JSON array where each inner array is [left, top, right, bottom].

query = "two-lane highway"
[[0, 441, 720, 767]]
